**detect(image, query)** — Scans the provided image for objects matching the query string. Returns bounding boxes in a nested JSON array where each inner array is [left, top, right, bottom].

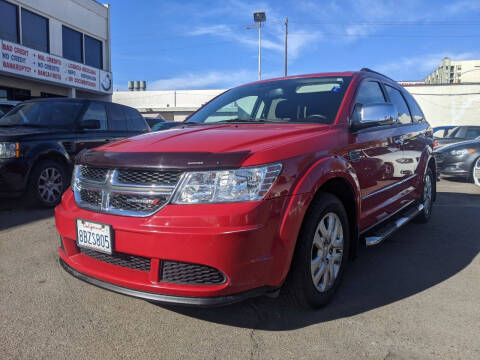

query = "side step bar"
[[365, 203, 424, 246]]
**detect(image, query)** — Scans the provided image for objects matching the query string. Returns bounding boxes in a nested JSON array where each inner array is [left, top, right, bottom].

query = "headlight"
[[172, 163, 282, 204], [450, 148, 475, 156], [0, 142, 19, 159]]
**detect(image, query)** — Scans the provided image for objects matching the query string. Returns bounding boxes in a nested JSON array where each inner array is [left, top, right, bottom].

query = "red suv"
[[56, 69, 436, 308]]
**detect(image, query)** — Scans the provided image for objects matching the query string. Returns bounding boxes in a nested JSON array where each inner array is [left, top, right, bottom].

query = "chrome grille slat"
[[74, 166, 182, 217]]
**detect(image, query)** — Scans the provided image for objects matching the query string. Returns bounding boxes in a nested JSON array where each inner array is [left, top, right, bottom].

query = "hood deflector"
[[75, 149, 252, 170]]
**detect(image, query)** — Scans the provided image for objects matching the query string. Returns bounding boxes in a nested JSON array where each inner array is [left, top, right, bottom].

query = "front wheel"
[[28, 160, 67, 208], [284, 193, 350, 309], [473, 157, 480, 187]]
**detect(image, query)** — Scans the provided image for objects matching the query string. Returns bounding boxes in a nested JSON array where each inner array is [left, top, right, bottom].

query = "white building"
[[0, 0, 112, 101], [424, 57, 480, 84], [113, 83, 480, 127]]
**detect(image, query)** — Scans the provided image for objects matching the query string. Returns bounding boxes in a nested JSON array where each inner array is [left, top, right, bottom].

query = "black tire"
[[284, 193, 350, 309], [414, 167, 434, 223], [27, 160, 67, 208], [471, 157, 480, 187]]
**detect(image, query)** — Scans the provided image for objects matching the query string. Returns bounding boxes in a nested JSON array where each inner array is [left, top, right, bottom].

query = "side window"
[[82, 102, 107, 130], [404, 91, 425, 122], [466, 128, 480, 139], [355, 81, 385, 105], [108, 104, 127, 131], [385, 85, 412, 125], [124, 107, 148, 131]]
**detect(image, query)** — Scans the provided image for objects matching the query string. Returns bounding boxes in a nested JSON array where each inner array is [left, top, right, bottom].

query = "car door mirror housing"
[[351, 103, 398, 130], [79, 119, 101, 130]]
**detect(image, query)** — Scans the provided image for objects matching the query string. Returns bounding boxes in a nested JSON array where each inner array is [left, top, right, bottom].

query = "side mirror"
[[79, 119, 101, 130], [351, 103, 397, 130]]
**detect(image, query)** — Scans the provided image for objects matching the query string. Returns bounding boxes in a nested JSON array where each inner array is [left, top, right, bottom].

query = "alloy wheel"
[[310, 212, 344, 293], [423, 173, 433, 216], [38, 167, 64, 204], [474, 158, 480, 187]]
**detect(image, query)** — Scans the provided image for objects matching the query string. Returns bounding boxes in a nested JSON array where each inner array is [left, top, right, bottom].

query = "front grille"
[[74, 165, 181, 217], [117, 169, 181, 185], [110, 193, 169, 212], [80, 166, 108, 182], [161, 261, 225, 285], [79, 189, 102, 206], [80, 248, 151, 272]]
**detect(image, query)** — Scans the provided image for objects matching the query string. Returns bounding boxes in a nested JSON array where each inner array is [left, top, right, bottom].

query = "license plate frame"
[[76, 219, 114, 255]]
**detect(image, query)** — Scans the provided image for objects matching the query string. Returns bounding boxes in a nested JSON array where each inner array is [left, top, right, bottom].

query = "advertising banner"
[[0, 40, 112, 94]]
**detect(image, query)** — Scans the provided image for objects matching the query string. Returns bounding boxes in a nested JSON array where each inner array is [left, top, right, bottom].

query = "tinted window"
[[403, 91, 425, 122], [124, 107, 148, 131], [21, 9, 49, 52], [85, 35, 102, 69], [108, 104, 127, 131], [82, 102, 107, 130], [187, 77, 352, 124], [385, 85, 412, 125], [0, 101, 83, 128], [355, 81, 385, 105], [62, 26, 83, 63], [466, 127, 480, 139], [0, 0, 18, 43]]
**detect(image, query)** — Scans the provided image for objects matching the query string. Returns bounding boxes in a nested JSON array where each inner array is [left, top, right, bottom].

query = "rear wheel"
[[415, 167, 434, 223], [284, 193, 350, 309], [28, 160, 67, 208], [473, 157, 480, 187]]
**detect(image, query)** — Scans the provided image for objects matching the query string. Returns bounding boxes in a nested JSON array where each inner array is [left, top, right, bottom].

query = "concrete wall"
[[405, 84, 480, 127]]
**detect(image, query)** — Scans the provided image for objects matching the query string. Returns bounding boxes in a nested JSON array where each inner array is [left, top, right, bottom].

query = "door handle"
[[393, 138, 404, 145]]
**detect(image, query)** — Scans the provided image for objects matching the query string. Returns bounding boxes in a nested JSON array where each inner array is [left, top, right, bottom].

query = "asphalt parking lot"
[[1, 179, 479, 360]]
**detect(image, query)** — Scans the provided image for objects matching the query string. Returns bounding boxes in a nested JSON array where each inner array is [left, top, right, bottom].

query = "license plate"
[[76, 219, 113, 255]]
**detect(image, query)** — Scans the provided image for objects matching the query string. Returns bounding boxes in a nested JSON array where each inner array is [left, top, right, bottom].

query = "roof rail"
[[360, 68, 395, 81]]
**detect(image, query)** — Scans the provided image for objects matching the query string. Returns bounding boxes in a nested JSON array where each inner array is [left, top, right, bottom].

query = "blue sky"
[[110, 0, 480, 90]]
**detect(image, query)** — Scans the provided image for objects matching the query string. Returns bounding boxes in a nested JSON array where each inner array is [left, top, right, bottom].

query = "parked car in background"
[[0, 100, 21, 117], [56, 69, 436, 309], [434, 125, 480, 147], [144, 116, 167, 129], [433, 125, 455, 139], [0, 98, 149, 207], [434, 138, 480, 186], [151, 121, 183, 131]]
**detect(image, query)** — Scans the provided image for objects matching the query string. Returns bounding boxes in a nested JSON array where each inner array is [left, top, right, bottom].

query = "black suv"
[[0, 98, 149, 207]]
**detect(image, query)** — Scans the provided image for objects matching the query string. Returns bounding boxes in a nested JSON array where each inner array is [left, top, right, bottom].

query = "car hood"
[[0, 126, 70, 141], [77, 123, 331, 170], [435, 139, 480, 153], [435, 137, 466, 146]]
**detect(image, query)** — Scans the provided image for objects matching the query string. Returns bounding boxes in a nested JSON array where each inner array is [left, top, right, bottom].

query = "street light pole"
[[284, 17, 288, 77], [258, 22, 262, 80]]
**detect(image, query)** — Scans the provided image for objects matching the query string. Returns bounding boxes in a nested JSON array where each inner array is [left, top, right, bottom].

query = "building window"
[[0, 0, 19, 43], [62, 26, 83, 63], [85, 35, 102, 69], [21, 8, 49, 52]]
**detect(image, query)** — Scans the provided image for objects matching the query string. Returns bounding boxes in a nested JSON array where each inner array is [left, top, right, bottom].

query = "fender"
[[270, 155, 361, 284], [24, 142, 72, 183]]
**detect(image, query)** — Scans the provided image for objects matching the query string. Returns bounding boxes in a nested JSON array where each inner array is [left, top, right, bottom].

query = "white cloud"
[[149, 70, 259, 90], [445, 0, 480, 14]]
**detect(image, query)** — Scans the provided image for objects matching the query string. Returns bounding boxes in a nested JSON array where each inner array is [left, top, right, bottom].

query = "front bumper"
[[56, 190, 291, 305], [0, 158, 29, 196], [434, 153, 471, 177]]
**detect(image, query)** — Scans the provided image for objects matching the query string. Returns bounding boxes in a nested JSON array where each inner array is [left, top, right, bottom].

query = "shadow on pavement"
[[0, 196, 54, 231], [162, 191, 480, 330]]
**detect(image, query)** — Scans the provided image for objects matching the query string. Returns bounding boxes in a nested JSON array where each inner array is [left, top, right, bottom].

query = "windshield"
[[186, 76, 352, 125], [0, 101, 84, 128]]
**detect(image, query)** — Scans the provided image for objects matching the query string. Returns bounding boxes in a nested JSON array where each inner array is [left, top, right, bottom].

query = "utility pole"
[[284, 17, 288, 77]]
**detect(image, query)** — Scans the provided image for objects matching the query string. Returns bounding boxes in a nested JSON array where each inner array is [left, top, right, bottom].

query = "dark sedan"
[[434, 125, 480, 147], [434, 139, 480, 186]]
